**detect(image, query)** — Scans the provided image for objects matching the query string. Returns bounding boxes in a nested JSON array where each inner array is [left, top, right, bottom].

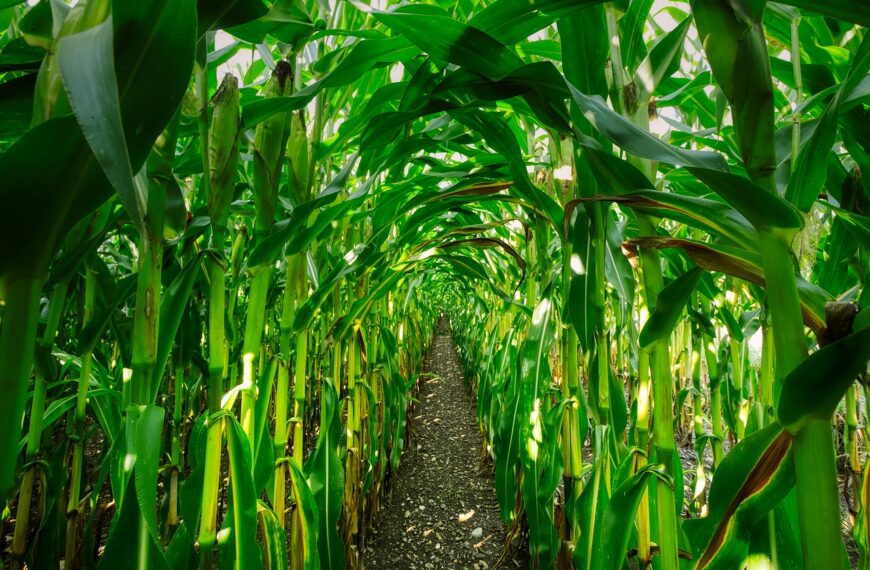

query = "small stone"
[[405, 510, 412, 518], [471, 527, 483, 539]]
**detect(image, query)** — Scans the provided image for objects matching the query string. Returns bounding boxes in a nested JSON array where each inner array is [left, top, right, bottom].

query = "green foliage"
[[0, 1, 868, 569]]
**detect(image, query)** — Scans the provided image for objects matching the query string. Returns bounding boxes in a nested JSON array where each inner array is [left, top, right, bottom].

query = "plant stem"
[[638, 230, 680, 570], [759, 232, 844, 567], [12, 280, 67, 563], [292, 260, 309, 467], [130, 192, 164, 406], [65, 266, 95, 563]]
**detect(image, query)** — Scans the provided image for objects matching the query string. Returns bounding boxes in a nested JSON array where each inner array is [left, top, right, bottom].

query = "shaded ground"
[[365, 325, 527, 570]]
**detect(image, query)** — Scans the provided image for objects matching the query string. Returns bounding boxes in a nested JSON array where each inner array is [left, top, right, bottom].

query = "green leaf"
[[225, 415, 260, 569], [826, 204, 870, 245], [785, 35, 870, 213], [197, 0, 269, 33], [691, 0, 775, 187], [778, 326, 870, 432], [572, 428, 611, 570], [227, 0, 314, 45], [620, 0, 655, 73], [248, 156, 357, 266], [469, 0, 606, 45], [574, 189, 759, 248], [0, 37, 45, 73], [518, 294, 561, 569], [567, 83, 728, 171], [287, 460, 321, 570], [639, 266, 703, 349], [58, 19, 143, 232], [78, 275, 137, 355], [683, 424, 794, 569], [452, 109, 565, 233], [150, 255, 203, 398], [604, 220, 634, 307], [256, 502, 289, 569], [241, 37, 418, 127], [374, 5, 524, 81], [253, 360, 277, 492], [303, 379, 346, 570], [689, 167, 804, 237], [634, 15, 691, 101], [0, 0, 196, 282], [772, 0, 870, 27], [567, 234, 599, 347], [0, 74, 36, 141], [99, 405, 170, 570], [597, 464, 669, 570], [493, 377, 523, 522]]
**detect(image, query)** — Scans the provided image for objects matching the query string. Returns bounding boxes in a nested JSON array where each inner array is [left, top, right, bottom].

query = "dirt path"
[[365, 325, 527, 570]]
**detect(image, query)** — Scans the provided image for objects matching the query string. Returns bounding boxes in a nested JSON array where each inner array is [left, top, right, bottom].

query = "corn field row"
[[0, 0, 868, 569]]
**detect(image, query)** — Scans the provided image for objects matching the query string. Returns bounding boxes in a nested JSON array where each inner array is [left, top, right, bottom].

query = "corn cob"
[[207, 73, 241, 240]]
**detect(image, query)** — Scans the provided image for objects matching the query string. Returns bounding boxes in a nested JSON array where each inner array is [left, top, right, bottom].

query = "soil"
[[364, 325, 528, 570]]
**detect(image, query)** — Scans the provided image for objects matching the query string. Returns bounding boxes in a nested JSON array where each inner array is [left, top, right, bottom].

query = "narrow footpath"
[[365, 323, 528, 570]]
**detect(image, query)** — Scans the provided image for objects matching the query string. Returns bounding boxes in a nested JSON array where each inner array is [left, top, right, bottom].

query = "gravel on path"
[[365, 326, 528, 570]]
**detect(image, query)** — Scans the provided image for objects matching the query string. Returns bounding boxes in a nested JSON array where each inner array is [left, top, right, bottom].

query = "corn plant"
[[1, 0, 869, 569]]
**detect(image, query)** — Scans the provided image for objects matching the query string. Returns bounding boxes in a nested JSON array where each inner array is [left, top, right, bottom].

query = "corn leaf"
[[623, 236, 831, 334], [778, 326, 870, 432], [598, 464, 670, 570], [287, 460, 322, 570], [304, 379, 346, 570], [469, 0, 606, 45], [785, 35, 870, 213], [225, 415, 260, 569], [691, 0, 775, 187], [639, 266, 703, 349], [683, 424, 795, 569], [374, 4, 524, 81], [567, 83, 728, 171], [773, 0, 870, 26]]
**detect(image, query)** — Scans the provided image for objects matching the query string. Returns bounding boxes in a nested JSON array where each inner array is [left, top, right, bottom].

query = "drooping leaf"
[[567, 83, 728, 171], [623, 236, 831, 334], [689, 167, 804, 237], [0, 0, 195, 281]]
